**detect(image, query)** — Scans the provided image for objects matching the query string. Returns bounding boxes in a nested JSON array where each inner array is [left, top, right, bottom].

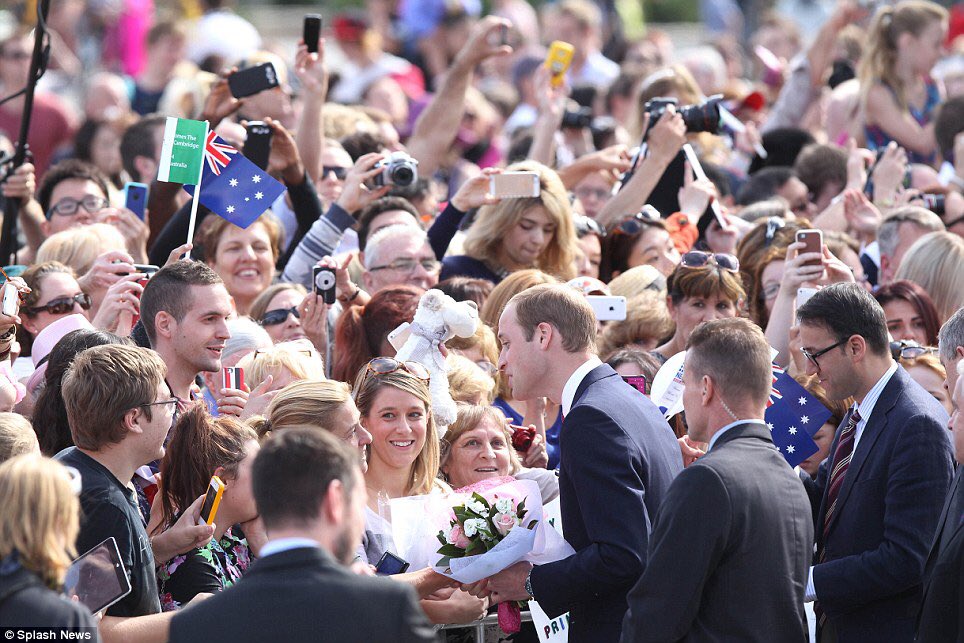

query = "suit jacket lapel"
[[570, 363, 618, 410], [826, 370, 903, 535]]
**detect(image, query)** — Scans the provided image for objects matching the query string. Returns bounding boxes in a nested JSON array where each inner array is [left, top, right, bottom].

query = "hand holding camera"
[[335, 153, 393, 215], [90, 274, 145, 334], [644, 104, 687, 165], [371, 152, 419, 189], [78, 250, 136, 294]]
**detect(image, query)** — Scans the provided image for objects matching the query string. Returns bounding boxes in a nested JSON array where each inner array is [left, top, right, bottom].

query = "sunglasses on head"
[[24, 292, 92, 316], [764, 216, 786, 246], [680, 251, 740, 272], [259, 306, 300, 326], [889, 340, 938, 361], [366, 357, 430, 381], [611, 207, 661, 236], [320, 166, 349, 180]]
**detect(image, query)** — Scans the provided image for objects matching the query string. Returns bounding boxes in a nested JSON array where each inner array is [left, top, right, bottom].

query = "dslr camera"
[[644, 95, 723, 137], [373, 152, 419, 188]]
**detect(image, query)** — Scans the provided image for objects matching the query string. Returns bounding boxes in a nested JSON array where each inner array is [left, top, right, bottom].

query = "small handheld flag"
[[157, 117, 208, 184], [765, 367, 832, 467]]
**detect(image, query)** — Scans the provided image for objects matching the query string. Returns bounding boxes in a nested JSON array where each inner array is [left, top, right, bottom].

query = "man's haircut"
[[797, 283, 890, 356], [36, 160, 111, 214], [735, 167, 797, 207], [120, 114, 166, 181], [146, 20, 186, 48], [793, 144, 847, 200], [934, 96, 964, 162], [876, 206, 944, 258], [252, 428, 359, 530], [62, 344, 167, 451], [363, 224, 429, 270], [747, 127, 815, 175], [509, 284, 596, 354], [140, 261, 223, 345], [356, 197, 421, 250], [339, 131, 388, 161], [938, 306, 964, 362], [686, 317, 773, 408]]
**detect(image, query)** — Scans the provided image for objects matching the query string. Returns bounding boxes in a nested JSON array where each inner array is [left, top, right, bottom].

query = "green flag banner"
[[157, 117, 207, 184]]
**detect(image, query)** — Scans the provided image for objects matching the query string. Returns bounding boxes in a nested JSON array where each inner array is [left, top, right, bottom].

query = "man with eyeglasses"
[[796, 283, 953, 643], [361, 223, 439, 294]]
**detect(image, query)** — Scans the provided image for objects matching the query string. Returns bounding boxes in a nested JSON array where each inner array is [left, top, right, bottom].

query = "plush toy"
[[393, 289, 480, 431]]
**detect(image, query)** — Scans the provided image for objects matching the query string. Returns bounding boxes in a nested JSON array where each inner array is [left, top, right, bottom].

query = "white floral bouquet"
[[436, 492, 535, 567]]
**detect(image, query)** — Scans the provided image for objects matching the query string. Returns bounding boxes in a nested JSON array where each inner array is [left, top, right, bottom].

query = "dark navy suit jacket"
[[808, 366, 953, 642], [529, 363, 683, 643]]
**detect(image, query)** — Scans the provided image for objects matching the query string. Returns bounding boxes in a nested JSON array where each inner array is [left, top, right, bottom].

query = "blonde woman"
[[900, 351, 952, 414], [894, 231, 964, 323], [440, 161, 577, 285], [0, 455, 97, 628], [0, 412, 38, 462]]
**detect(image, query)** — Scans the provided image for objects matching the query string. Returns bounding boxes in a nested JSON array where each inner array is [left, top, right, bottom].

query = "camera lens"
[[392, 166, 415, 186], [680, 99, 721, 135]]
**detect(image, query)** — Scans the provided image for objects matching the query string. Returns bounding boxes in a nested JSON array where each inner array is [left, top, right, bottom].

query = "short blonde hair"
[[237, 340, 325, 390], [900, 352, 947, 382], [36, 224, 127, 276], [252, 379, 353, 441], [480, 269, 559, 331], [0, 413, 38, 463], [446, 322, 500, 368], [894, 232, 964, 323], [446, 354, 495, 405], [439, 403, 520, 478], [0, 455, 80, 589]]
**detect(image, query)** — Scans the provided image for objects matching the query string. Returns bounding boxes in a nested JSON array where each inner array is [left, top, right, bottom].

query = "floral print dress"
[[157, 528, 251, 611]]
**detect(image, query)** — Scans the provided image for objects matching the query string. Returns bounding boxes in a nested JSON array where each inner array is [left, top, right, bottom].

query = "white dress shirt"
[[707, 419, 768, 452], [805, 361, 899, 601], [259, 537, 323, 559], [561, 357, 603, 416]]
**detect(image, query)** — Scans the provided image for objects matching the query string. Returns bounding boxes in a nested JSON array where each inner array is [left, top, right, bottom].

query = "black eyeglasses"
[[47, 195, 109, 218], [24, 292, 92, 316], [140, 398, 179, 413], [369, 258, 441, 274], [680, 251, 740, 272], [801, 337, 849, 370], [365, 357, 430, 381], [259, 306, 300, 326], [890, 340, 938, 361], [321, 166, 349, 180]]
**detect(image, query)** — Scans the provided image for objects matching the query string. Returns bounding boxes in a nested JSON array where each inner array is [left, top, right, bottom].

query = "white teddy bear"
[[393, 289, 479, 432]]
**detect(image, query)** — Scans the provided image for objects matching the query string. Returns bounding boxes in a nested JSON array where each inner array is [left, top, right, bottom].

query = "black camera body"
[[372, 152, 419, 188], [644, 96, 723, 137], [921, 194, 945, 216], [561, 107, 593, 129]]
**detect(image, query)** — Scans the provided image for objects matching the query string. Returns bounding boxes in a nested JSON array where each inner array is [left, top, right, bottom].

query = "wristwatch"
[[524, 568, 534, 600]]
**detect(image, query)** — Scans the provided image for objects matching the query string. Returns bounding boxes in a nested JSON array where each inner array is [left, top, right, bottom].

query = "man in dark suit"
[[796, 284, 953, 643], [621, 318, 813, 642], [917, 359, 964, 642], [170, 429, 434, 643], [465, 284, 683, 642]]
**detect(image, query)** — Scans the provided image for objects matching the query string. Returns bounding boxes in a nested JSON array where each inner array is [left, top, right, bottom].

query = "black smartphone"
[[228, 62, 280, 99], [304, 14, 322, 54], [312, 266, 336, 305], [375, 551, 410, 575], [243, 121, 273, 171]]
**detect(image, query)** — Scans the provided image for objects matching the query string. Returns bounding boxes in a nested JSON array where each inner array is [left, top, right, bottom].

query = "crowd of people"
[[0, 0, 963, 640]]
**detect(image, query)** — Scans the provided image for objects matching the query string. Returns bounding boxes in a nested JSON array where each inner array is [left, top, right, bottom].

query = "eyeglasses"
[[680, 251, 740, 272], [368, 257, 441, 274], [890, 340, 938, 361], [475, 360, 498, 376], [365, 357, 430, 381], [47, 195, 109, 218], [764, 216, 786, 246], [611, 208, 661, 236], [141, 398, 179, 413], [321, 166, 349, 180], [259, 306, 300, 326], [801, 337, 849, 371], [24, 292, 92, 316]]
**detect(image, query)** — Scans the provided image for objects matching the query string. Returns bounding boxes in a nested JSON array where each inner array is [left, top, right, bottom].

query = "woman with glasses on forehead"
[[599, 211, 681, 282], [573, 215, 604, 279], [653, 252, 745, 364]]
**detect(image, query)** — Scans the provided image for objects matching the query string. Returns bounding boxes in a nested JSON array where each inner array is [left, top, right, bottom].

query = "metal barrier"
[[435, 610, 533, 642]]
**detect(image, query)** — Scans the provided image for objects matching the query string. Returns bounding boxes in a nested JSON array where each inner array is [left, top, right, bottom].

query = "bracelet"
[[0, 325, 16, 342], [338, 288, 361, 304]]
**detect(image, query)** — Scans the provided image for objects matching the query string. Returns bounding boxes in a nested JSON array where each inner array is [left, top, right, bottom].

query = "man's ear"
[[124, 407, 142, 436], [536, 322, 554, 350], [879, 255, 892, 284], [701, 375, 714, 406], [956, 346, 964, 361], [849, 335, 868, 361], [323, 479, 346, 525], [154, 310, 176, 341], [361, 270, 374, 292]]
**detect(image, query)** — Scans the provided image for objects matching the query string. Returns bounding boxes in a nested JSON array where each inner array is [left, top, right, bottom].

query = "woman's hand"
[[298, 292, 329, 352], [335, 153, 392, 214], [0, 277, 29, 334], [776, 241, 825, 301], [450, 168, 503, 212], [677, 160, 717, 218], [239, 375, 278, 420], [90, 274, 144, 333], [100, 207, 150, 263], [150, 495, 215, 564], [423, 589, 487, 624], [77, 250, 136, 294]]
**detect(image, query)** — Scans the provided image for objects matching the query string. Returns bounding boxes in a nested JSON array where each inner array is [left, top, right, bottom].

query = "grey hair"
[[363, 224, 429, 271], [876, 207, 943, 259], [939, 306, 964, 361], [223, 316, 273, 364]]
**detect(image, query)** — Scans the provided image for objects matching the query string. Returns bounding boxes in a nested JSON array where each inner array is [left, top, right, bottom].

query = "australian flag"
[[764, 366, 832, 467], [184, 132, 286, 228]]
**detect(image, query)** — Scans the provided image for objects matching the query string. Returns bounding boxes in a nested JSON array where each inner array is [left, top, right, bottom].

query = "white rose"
[[466, 499, 487, 515], [494, 498, 514, 515]]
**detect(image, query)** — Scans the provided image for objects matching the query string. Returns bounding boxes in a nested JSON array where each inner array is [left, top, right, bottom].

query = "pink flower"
[[447, 524, 471, 549], [494, 512, 517, 536]]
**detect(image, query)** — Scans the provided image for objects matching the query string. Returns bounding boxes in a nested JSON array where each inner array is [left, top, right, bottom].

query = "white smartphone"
[[797, 287, 818, 309], [1, 283, 17, 316], [387, 322, 412, 351], [490, 172, 540, 198], [587, 295, 627, 321]]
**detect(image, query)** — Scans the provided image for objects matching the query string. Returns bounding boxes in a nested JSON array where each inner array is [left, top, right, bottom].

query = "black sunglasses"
[[611, 207, 661, 236], [680, 251, 740, 272], [321, 166, 349, 180], [24, 292, 92, 316], [259, 306, 300, 326]]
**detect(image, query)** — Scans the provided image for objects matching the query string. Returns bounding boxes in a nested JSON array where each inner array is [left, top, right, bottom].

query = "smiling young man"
[[796, 283, 953, 643], [140, 261, 233, 403]]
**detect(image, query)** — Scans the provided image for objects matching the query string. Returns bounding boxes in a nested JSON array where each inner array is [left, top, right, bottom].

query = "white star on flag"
[[798, 397, 807, 406], [788, 427, 797, 435], [786, 445, 795, 454], [226, 205, 235, 213], [801, 416, 810, 424], [229, 178, 238, 187], [767, 422, 774, 430], [252, 175, 261, 183], [255, 191, 263, 200]]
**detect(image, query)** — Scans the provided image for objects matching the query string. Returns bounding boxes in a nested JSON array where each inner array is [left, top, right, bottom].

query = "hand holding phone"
[[490, 172, 540, 198], [304, 14, 322, 54], [1, 281, 19, 317], [243, 121, 273, 171], [544, 41, 574, 88], [223, 366, 244, 391], [313, 266, 337, 305], [795, 230, 823, 268], [228, 62, 280, 99], [198, 476, 226, 526]]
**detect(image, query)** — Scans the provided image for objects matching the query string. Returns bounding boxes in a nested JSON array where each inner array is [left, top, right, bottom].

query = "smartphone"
[[622, 375, 648, 395], [123, 182, 148, 221], [510, 424, 535, 452], [795, 230, 823, 268], [223, 366, 244, 391], [490, 172, 540, 198], [312, 266, 337, 305], [304, 14, 322, 54], [796, 287, 818, 309], [198, 476, 226, 526], [1, 282, 18, 316], [228, 62, 280, 99], [544, 41, 575, 88], [243, 121, 273, 171], [375, 551, 410, 575], [586, 295, 627, 321], [387, 322, 412, 351], [133, 264, 159, 277], [64, 537, 132, 615]]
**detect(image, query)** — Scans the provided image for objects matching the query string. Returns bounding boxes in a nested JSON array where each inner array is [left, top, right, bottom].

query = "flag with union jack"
[[184, 132, 286, 229], [764, 368, 832, 467]]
